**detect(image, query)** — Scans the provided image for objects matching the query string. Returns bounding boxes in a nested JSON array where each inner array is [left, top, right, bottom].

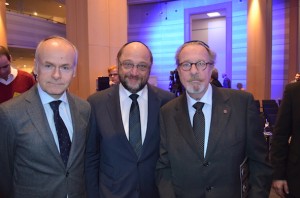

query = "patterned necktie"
[[193, 102, 205, 158], [49, 100, 71, 167], [129, 94, 142, 157]]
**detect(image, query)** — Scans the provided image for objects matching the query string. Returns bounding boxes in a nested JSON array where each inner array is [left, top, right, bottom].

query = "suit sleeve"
[[246, 94, 272, 197], [156, 112, 176, 198], [0, 106, 15, 198], [270, 84, 293, 180], [85, 107, 101, 198]]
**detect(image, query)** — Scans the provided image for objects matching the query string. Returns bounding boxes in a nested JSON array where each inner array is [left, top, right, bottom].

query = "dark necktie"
[[49, 100, 71, 167], [129, 94, 142, 157], [193, 102, 205, 158]]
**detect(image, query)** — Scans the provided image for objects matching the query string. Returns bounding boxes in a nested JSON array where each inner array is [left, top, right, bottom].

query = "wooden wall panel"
[[6, 11, 66, 49]]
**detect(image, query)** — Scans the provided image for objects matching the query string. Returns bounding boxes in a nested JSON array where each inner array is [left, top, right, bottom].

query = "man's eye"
[[182, 63, 190, 67], [44, 64, 53, 68], [61, 66, 70, 71], [196, 61, 205, 67], [138, 64, 147, 69], [122, 63, 133, 68], [125, 63, 133, 67]]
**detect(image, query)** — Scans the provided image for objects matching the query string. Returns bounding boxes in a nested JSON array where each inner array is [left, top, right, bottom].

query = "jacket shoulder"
[[149, 84, 175, 101], [215, 87, 254, 100], [161, 94, 183, 112], [87, 86, 116, 104], [68, 93, 91, 112]]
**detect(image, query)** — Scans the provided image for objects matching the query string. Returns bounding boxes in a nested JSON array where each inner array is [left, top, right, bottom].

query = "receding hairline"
[[35, 36, 78, 65], [35, 36, 77, 56], [116, 41, 153, 66], [175, 40, 216, 66]]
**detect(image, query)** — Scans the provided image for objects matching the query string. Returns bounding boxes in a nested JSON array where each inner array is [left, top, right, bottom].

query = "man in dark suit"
[[210, 68, 222, 88], [85, 41, 174, 198], [271, 82, 300, 198], [156, 40, 272, 198], [0, 36, 91, 197]]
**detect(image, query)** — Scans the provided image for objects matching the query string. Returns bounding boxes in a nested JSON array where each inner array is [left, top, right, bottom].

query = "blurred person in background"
[[0, 46, 35, 103], [108, 65, 120, 86], [237, 82, 245, 91], [290, 72, 300, 83], [222, 73, 231, 88], [210, 68, 222, 87], [271, 81, 300, 198]]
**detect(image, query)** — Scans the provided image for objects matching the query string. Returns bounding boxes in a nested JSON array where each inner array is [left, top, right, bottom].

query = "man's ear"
[[72, 65, 77, 77], [33, 59, 38, 75]]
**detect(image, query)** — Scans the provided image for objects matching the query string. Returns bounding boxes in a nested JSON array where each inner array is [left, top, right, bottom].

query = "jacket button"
[[242, 184, 247, 192], [66, 172, 69, 177], [206, 186, 213, 191], [203, 162, 210, 167]]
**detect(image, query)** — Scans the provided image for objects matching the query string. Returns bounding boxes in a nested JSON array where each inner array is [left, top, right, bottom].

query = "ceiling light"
[[59, 5, 62, 8], [207, 12, 221, 17], [5, 3, 9, 6], [33, 12, 38, 16]]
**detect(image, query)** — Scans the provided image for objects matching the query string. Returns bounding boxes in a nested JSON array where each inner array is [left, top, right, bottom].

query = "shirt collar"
[[119, 83, 148, 101], [10, 66, 18, 78], [186, 84, 213, 108], [0, 66, 18, 85], [37, 83, 68, 105]]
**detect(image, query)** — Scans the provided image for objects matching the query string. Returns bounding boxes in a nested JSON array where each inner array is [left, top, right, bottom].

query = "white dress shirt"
[[0, 66, 17, 85], [37, 84, 74, 152], [186, 84, 213, 157], [119, 83, 148, 144]]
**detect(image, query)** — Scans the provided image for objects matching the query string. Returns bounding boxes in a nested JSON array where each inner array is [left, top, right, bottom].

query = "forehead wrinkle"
[[179, 45, 210, 62]]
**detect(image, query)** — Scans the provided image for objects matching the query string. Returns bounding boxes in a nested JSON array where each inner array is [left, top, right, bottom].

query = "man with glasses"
[[156, 40, 272, 198], [0, 46, 35, 103], [107, 65, 120, 86], [0, 36, 91, 197], [85, 41, 174, 198]]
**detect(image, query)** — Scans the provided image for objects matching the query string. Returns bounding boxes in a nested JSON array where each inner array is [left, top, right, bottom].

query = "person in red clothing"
[[0, 46, 36, 103]]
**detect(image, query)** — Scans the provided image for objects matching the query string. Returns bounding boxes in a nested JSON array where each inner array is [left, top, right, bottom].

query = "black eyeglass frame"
[[109, 73, 119, 77], [179, 60, 214, 71], [119, 61, 150, 72]]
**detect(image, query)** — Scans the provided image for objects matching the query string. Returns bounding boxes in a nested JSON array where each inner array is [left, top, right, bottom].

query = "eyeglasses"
[[179, 60, 213, 71], [109, 73, 118, 77], [119, 61, 149, 72]]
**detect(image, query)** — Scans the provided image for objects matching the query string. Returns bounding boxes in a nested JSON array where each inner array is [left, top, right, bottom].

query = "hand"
[[272, 180, 289, 198]]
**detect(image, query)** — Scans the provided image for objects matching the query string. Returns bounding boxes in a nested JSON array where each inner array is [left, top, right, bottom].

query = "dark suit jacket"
[[156, 87, 272, 198], [271, 82, 300, 197], [210, 79, 223, 88], [85, 84, 174, 198], [0, 85, 91, 198]]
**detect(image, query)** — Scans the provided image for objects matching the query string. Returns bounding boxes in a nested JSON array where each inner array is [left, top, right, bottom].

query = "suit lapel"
[[25, 86, 63, 166], [66, 93, 87, 167], [205, 87, 231, 158], [174, 94, 200, 155], [142, 85, 160, 153], [106, 86, 137, 156]]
